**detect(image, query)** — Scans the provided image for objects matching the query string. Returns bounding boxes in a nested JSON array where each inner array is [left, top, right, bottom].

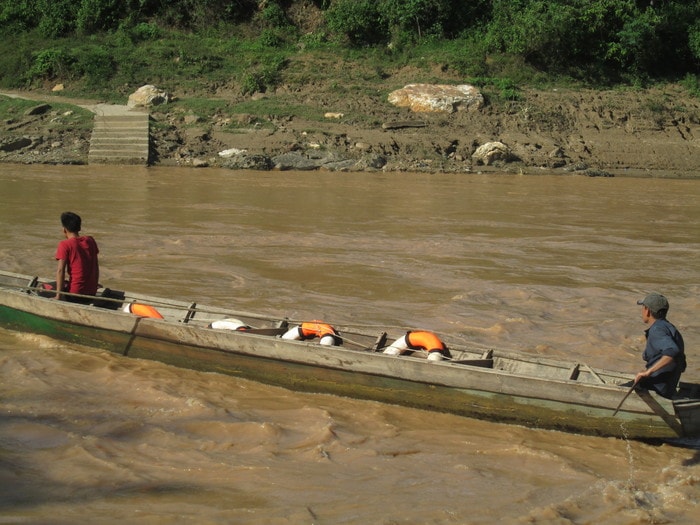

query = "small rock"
[[355, 154, 387, 170], [471, 141, 512, 166], [550, 159, 567, 168], [382, 120, 427, 129], [272, 151, 342, 170], [24, 104, 51, 116], [184, 114, 202, 125], [565, 162, 589, 172], [220, 154, 273, 170], [0, 137, 32, 152], [218, 147, 247, 158], [584, 169, 614, 177], [322, 159, 357, 171], [234, 114, 255, 125], [549, 147, 565, 158], [184, 127, 209, 141]]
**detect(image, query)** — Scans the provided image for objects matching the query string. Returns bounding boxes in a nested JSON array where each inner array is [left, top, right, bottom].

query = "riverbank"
[[2, 82, 700, 177]]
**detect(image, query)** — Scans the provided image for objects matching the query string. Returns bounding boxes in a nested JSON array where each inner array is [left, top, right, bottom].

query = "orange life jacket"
[[405, 330, 446, 354], [299, 321, 338, 339], [124, 302, 164, 319]]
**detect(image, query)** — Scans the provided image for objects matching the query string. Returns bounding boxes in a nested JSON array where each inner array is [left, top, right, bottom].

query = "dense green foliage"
[[1, 0, 699, 94]]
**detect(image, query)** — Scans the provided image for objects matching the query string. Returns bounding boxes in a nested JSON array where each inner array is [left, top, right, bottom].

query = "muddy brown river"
[[1, 165, 699, 524]]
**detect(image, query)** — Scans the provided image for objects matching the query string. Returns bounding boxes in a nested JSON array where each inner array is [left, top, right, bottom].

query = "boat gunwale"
[[0, 275, 636, 390], [0, 278, 657, 414], [1, 269, 695, 440]]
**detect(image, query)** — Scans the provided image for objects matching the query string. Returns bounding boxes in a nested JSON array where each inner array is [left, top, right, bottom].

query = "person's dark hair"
[[60, 212, 82, 233], [652, 308, 669, 319]]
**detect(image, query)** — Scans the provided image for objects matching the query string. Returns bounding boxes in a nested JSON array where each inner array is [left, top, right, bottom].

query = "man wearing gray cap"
[[634, 292, 686, 398]]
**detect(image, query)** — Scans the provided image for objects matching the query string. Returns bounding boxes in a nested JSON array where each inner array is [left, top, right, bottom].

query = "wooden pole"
[[612, 382, 637, 416]]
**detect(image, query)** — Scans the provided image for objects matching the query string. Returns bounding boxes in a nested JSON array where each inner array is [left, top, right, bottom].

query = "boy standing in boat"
[[635, 292, 686, 398], [54, 211, 100, 303]]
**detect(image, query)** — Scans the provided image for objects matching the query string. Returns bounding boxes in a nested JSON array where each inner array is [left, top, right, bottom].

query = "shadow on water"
[[0, 411, 263, 513], [651, 437, 700, 471], [682, 450, 700, 466]]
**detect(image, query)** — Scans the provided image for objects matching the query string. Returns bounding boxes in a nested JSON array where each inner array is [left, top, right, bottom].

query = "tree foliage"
[[323, 0, 700, 81], [0, 0, 261, 35], [325, 0, 386, 46], [0, 0, 699, 87], [478, 0, 699, 81]]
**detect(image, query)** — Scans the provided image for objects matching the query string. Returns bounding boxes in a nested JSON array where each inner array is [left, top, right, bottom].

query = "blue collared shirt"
[[643, 318, 685, 371]]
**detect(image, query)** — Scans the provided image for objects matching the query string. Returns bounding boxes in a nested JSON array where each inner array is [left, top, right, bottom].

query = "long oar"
[[612, 381, 638, 416]]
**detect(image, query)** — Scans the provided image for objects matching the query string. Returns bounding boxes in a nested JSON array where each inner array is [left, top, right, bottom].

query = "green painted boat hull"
[[2, 270, 699, 442]]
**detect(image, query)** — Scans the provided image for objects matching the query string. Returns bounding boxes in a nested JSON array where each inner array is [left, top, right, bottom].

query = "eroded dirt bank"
[[2, 84, 699, 177]]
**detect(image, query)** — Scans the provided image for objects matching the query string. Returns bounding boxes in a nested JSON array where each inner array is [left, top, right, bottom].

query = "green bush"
[[28, 48, 73, 80], [447, 34, 490, 77], [73, 45, 115, 88], [75, 0, 122, 34], [130, 22, 161, 42], [36, 0, 75, 37], [605, 7, 661, 82], [258, 28, 285, 48], [470, 76, 522, 102], [325, 0, 386, 46], [484, 0, 583, 68], [240, 56, 288, 95], [0, 1, 37, 33], [681, 74, 700, 98], [259, 1, 289, 28], [381, 0, 449, 41], [690, 21, 700, 61], [299, 31, 328, 49], [154, 0, 258, 30]]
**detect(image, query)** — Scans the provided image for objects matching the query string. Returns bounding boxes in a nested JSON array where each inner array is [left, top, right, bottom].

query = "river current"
[[1, 165, 699, 524]]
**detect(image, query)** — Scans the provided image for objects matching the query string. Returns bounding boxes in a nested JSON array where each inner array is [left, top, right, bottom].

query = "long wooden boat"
[[1, 269, 699, 441]]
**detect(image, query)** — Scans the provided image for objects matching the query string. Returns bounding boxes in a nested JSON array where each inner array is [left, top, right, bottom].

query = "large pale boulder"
[[388, 84, 484, 113], [127, 85, 172, 108], [471, 141, 513, 165]]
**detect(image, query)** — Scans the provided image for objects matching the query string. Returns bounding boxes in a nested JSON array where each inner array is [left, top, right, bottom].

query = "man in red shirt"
[[54, 211, 100, 303]]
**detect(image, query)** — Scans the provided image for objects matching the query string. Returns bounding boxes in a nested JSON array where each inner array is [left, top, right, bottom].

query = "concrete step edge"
[[89, 138, 149, 144], [88, 150, 149, 156]]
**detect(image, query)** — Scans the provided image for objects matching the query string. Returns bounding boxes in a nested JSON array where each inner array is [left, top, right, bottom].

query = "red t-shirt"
[[55, 236, 99, 295]]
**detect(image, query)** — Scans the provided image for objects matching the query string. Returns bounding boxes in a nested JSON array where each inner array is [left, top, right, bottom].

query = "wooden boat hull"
[[1, 270, 698, 441]]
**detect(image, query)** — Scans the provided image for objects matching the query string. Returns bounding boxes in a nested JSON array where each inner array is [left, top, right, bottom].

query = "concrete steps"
[[88, 112, 150, 165]]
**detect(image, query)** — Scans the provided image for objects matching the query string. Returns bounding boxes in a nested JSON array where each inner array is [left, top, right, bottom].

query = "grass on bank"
[[0, 24, 591, 102], [0, 94, 94, 133], [2, 24, 699, 130]]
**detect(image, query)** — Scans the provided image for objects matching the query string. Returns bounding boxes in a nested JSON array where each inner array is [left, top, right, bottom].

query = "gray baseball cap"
[[637, 292, 669, 314]]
